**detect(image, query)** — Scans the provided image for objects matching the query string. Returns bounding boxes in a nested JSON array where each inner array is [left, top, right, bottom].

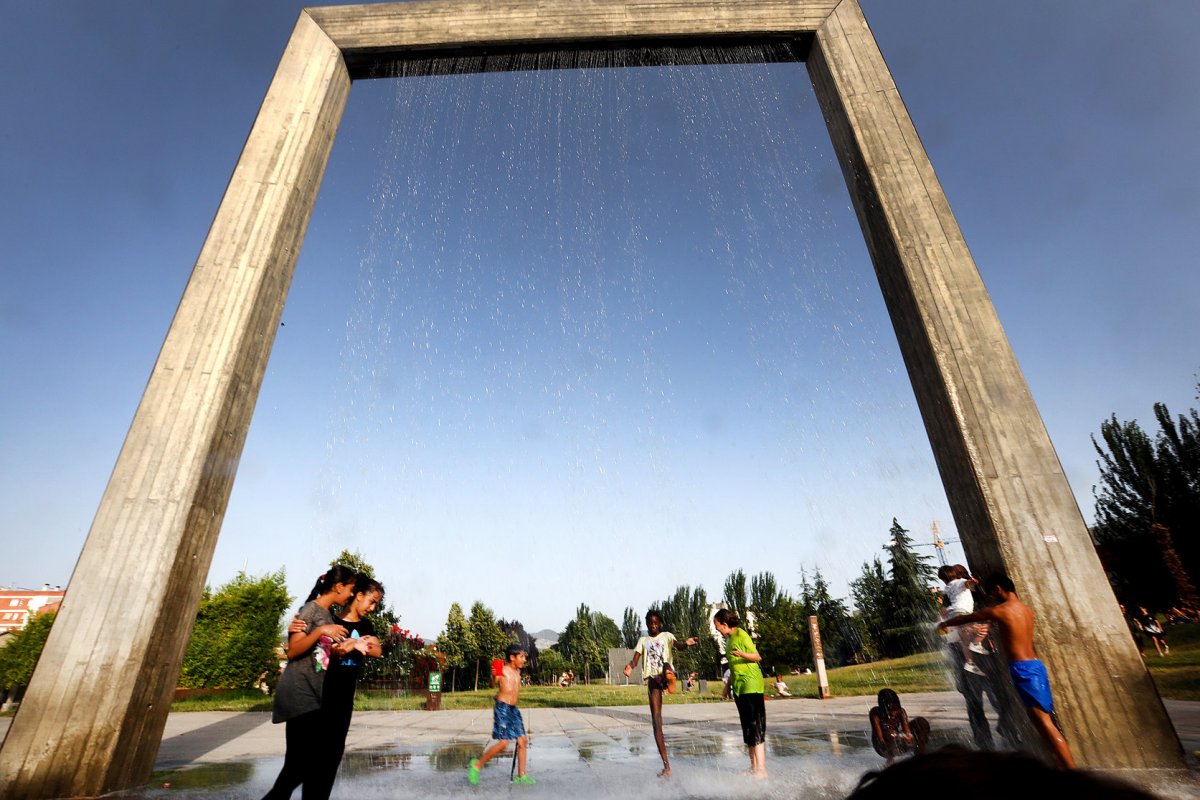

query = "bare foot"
[[658, 765, 671, 778], [752, 769, 768, 780]]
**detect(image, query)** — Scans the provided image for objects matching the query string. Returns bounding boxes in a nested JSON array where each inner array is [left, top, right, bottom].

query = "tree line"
[[0, 521, 946, 699], [1091, 378, 1200, 610], [432, 517, 943, 685]]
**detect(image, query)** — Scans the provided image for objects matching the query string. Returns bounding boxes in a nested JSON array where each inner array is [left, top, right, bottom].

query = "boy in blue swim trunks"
[[939, 572, 1076, 769], [468, 644, 534, 785]]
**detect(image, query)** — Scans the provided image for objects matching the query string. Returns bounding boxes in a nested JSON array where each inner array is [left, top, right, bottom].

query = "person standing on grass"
[[713, 608, 767, 779], [939, 572, 1076, 769], [1136, 606, 1169, 656], [468, 644, 535, 785], [262, 566, 355, 800], [623, 609, 698, 777]]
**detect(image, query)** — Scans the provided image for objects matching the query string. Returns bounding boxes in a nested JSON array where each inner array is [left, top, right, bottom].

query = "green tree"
[[1093, 398, 1200, 607], [851, 557, 890, 659], [723, 569, 749, 624], [557, 604, 607, 682], [800, 567, 858, 666], [651, 587, 718, 678], [750, 572, 781, 615], [0, 611, 56, 691], [682, 587, 718, 678], [752, 595, 808, 673], [179, 571, 291, 689], [590, 610, 621, 652], [621, 607, 641, 649], [535, 647, 566, 685], [436, 602, 473, 692], [658, 586, 691, 635], [467, 601, 507, 691], [879, 518, 938, 656]]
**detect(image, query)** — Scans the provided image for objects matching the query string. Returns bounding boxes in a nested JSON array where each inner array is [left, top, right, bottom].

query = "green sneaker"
[[467, 760, 481, 786], [512, 775, 536, 785]]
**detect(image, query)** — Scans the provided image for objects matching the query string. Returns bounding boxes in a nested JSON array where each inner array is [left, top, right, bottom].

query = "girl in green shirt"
[[714, 608, 767, 778]]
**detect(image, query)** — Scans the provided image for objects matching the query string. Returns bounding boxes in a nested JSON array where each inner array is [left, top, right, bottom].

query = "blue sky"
[[2, 1, 1197, 639]]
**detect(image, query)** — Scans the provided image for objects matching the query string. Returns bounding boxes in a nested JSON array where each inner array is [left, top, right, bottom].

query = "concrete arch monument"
[[0, 1, 1183, 795]]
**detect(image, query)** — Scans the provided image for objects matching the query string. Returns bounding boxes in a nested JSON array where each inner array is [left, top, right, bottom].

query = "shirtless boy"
[[938, 572, 1076, 769], [468, 644, 534, 785]]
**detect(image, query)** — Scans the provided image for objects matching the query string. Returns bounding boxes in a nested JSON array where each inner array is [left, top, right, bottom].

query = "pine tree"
[[621, 607, 641, 649], [880, 518, 938, 656], [851, 557, 889, 658]]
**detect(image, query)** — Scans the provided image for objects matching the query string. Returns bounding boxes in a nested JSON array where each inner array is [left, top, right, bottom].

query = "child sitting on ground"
[[773, 672, 792, 697], [869, 688, 930, 767], [468, 644, 534, 785]]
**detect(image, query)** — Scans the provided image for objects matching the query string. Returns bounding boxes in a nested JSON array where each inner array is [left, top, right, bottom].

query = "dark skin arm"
[[939, 595, 1036, 661], [623, 637, 698, 675]]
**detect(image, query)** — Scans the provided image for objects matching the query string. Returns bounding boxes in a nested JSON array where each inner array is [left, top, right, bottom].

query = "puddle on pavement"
[[148, 762, 254, 790], [113, 722, 1197, 800], [342, 749, 416, 774], [667, 731, 727, 758], [426, 741, 479, 772]]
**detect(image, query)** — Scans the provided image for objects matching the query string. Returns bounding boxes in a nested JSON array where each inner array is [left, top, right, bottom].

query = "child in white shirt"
[[940, 564, 985, 676]]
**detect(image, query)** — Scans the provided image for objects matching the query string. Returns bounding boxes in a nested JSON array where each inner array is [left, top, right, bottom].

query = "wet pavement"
[[4, 692, 1199, 798]]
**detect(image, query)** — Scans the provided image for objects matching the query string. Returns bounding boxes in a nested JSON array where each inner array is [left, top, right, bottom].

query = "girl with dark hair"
[[313, 575, 385, 793], [713, 608, 767, 778], [622, 609, 697, 777], [262, 565, 355, 800], [869, 688, 930, 766]]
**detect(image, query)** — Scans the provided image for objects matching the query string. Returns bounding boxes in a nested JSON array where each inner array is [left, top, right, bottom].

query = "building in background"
[[0, 585, 64, 633]]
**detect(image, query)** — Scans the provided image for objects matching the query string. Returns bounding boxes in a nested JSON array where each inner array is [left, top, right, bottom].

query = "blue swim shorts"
[[1008, 659, 1055, 715], [492, 700, 526, 741]]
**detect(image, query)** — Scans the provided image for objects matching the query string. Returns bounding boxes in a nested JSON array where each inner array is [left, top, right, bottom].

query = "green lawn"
[[158, 626, 1200, 713], [1144, 622, 1200, 701], [775, 651, 952, 699]]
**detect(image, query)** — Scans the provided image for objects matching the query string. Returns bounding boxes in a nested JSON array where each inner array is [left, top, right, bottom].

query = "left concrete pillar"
[[0, 12, 350, 797]]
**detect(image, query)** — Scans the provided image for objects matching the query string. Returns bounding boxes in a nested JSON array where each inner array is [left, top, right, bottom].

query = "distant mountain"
[[532, 628, 559, 644]]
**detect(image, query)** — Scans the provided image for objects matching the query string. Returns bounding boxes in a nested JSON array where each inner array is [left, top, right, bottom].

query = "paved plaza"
[[5, 691, 1196, 798]]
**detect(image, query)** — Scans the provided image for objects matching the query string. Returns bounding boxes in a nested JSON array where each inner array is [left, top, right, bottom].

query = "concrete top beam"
[[306, 0, 839, 76]]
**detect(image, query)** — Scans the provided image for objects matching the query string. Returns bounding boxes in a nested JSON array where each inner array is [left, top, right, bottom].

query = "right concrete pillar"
[[808, 0, 1182, 770]]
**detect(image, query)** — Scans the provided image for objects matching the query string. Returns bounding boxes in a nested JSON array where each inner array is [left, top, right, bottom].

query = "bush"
[[178, 571, 291, 689], [0, 611, 56, 690]]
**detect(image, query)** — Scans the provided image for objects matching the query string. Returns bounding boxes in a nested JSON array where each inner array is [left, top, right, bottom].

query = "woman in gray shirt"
[[261, 565, 356, 800]]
